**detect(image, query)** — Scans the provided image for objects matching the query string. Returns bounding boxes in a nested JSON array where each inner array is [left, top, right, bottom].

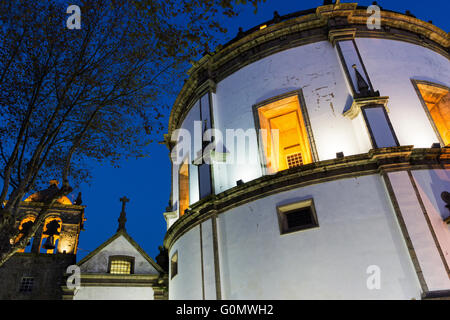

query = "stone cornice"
[[344, 96, 390, 119], [328, 27, 357, 46], [163, 146, 450, 251], [63, 273, 160, 288], [79, 273, 159, 287], [19, 201, 85, 211], [167, 4, 449, 138], [62, 273, 169, 298], [13, 252, 76, 259]]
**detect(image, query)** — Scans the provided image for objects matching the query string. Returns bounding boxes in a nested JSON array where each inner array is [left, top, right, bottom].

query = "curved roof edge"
[[165, 2, 449, 141]]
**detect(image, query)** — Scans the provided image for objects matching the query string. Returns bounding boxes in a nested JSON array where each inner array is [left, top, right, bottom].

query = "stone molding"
[[343, 96, 390, 119], [167, 4, 449, 137], [163, 146, 450, 250], [328, 27, 357, 46], [61, 273, 168, 300]]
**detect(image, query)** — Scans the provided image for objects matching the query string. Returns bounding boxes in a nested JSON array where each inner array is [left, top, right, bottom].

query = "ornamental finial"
[[118, 196, 130, 231]]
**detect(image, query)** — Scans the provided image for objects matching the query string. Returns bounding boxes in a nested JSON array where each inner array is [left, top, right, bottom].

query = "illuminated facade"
[[63, 198, 168, 300], [0, 181, 85, 299], [163, 3, 450, 299]]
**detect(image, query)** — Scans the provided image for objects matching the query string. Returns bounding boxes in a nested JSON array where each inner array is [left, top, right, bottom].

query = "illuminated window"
[[109, 256, 134, 274], [277, 199, 318, 235], [40, 217, 62, 254], [171, 251, 178, 279], [256, 94, 313, 173], [414, 81, 450, 146], [179, 157, 190, 217], [15, 216, 35, 253], [19, 277, 34, 293]]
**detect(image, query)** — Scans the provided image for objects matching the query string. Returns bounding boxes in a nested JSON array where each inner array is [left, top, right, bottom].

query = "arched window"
[[15, 216, 36, 253], [413, 80, 450, 146], [40, 217, 62, 254]]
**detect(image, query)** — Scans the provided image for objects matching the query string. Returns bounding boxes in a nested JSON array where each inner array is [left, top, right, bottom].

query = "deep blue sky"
[[76, 0, 449, 261]]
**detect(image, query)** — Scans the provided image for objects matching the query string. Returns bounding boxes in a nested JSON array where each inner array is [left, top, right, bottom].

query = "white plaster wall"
[[217, 174, 420, 299], [170, 38, 450, 228], [171, 174, 421, 299], [214, 41, 363, 191], [352, 111, 373, 152], [201, 219, 217, 299], [73, 286, 154, 300], [411, 169, 450, 272], [356, 38, 450, 148], [388, 171, 450, 291], [79, 235, 159, 275], [169, 225, 203, 300]]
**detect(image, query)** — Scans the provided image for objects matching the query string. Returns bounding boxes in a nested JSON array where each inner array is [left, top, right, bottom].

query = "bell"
[[43, 236, 55, 250]]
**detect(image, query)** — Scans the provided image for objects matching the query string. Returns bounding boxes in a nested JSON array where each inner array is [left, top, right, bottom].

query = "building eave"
[[167, 3, 449, 139], [163, 146, 450, 251]]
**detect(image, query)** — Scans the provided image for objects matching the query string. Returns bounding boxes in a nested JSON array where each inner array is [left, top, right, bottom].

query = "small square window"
[[19, 277, 34, 293], [171, 251, 178, 279], [108, 256, 134, 274], [277, 199, 318, 235]]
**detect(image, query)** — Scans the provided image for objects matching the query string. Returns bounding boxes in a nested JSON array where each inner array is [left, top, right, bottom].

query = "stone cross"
[[117, 196, 130, 231]]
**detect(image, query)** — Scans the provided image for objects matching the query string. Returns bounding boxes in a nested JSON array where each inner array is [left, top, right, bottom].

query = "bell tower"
[[0, 180, 85, 299]]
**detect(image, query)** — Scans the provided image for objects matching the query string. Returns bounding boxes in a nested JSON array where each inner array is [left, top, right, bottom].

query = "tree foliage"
[[0, 0, 262, 266]]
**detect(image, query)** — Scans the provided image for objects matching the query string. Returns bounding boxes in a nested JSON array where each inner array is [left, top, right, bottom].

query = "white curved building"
[[162, 2, 450, 300]]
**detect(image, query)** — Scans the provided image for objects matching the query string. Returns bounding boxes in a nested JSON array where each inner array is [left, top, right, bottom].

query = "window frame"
[[19, 276, 34, 293], [411, 79, 450, 147], [170, 251, 178, 279], [108, 255, 135, 275], [16, 215, 36, 253], [178, 154, 190, 217], [360, 104, 400, 149], [40, 216, 63, 254], [335, 39, 376, 97], [252, 89, 318, 175], [276, 198, 319, 235]]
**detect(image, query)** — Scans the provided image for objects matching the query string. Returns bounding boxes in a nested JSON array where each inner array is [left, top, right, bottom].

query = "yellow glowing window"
[[110, 259, 132, 274], [416, 82, 450, 146], [179, 158, 189, 217], [257, 95, 313, 173], [15, 216, 36, 253]]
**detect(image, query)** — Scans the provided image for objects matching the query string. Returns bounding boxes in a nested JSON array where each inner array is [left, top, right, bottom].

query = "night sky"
[[75, 0, 450, 261]]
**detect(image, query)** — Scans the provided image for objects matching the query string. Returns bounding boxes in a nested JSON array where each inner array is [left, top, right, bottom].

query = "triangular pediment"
[[77, 230, 163, 274]]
